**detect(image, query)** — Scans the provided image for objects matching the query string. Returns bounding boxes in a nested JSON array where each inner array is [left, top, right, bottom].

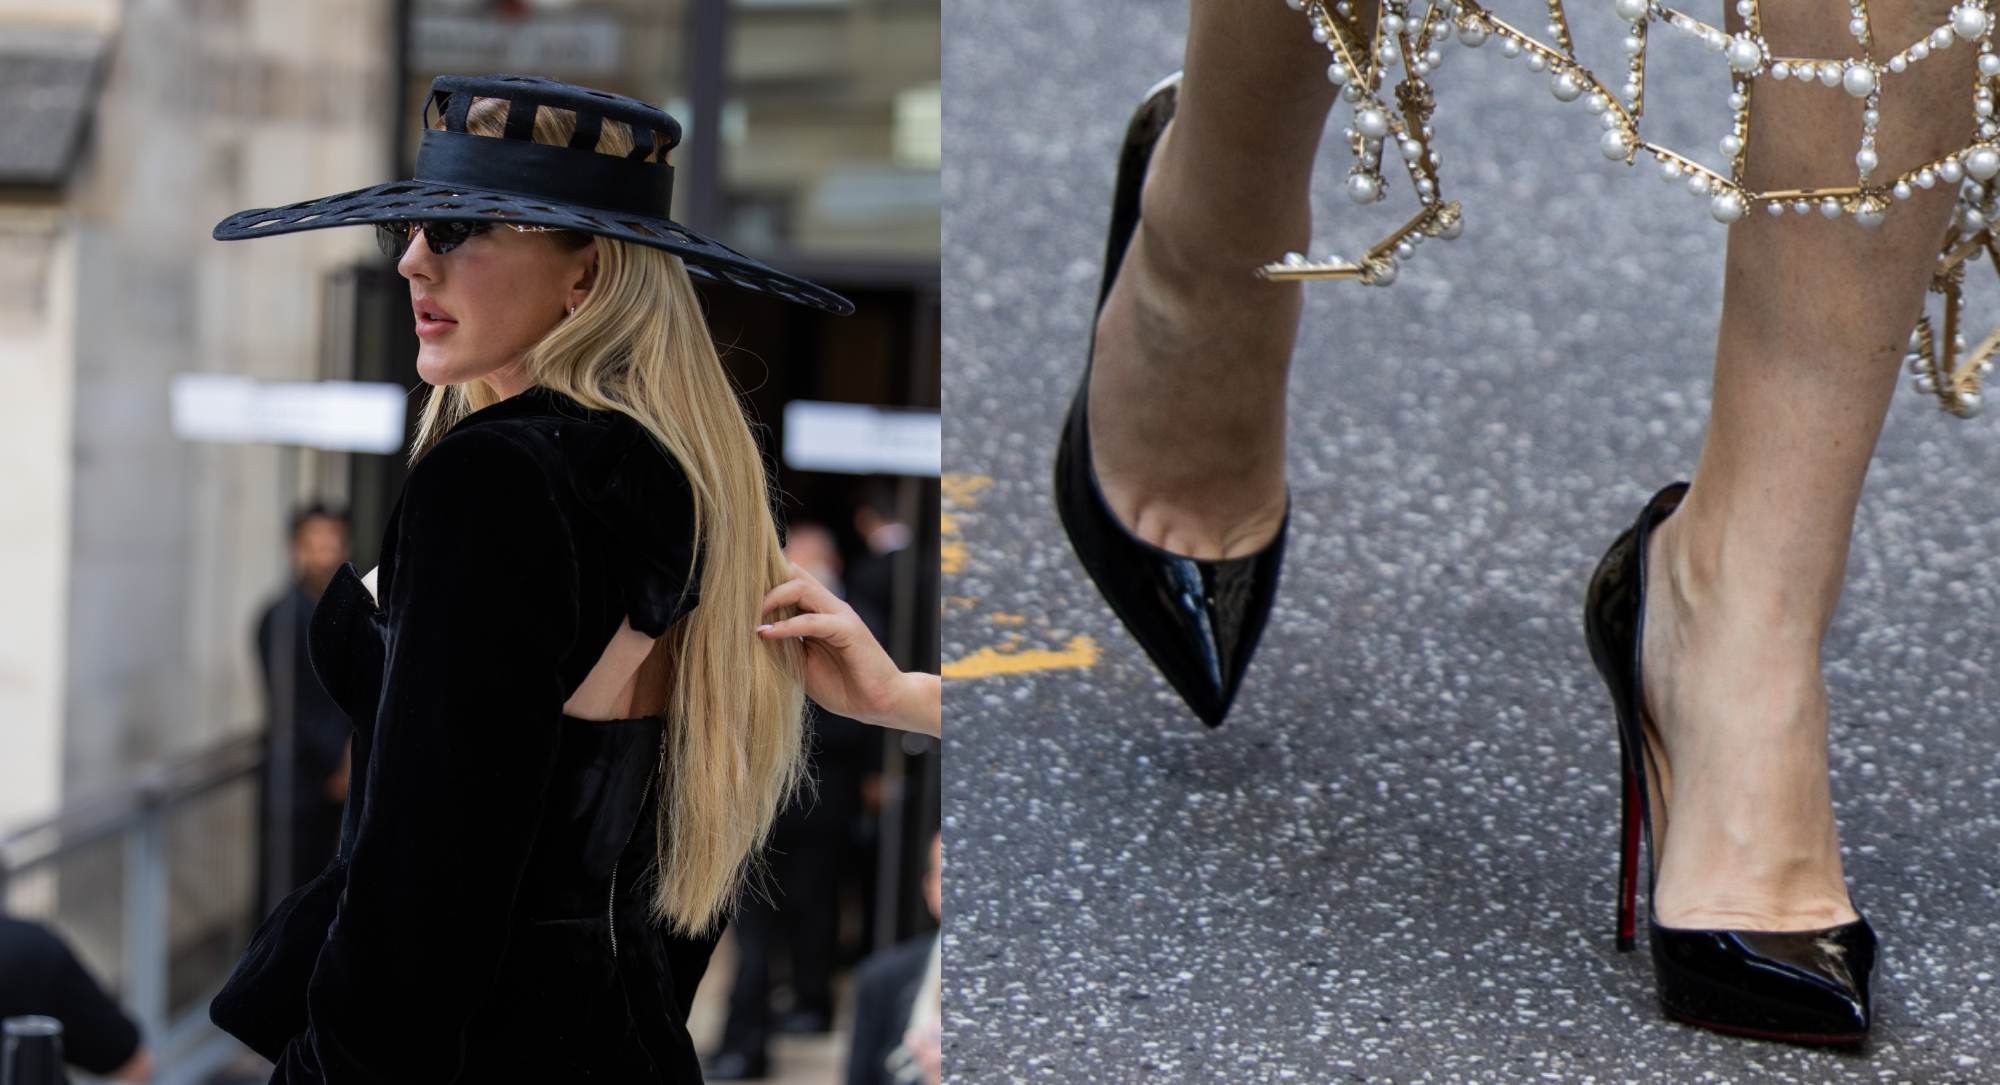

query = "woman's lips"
[[413, 297, 457, 337], [415, 315, 458, 338]]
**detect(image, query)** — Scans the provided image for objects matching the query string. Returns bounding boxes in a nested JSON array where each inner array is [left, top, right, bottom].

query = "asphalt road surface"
[[943, 2, 2000, 1081]]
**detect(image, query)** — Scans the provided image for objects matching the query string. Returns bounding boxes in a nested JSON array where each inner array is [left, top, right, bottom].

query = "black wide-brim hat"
[[212, 74, 853, 316]]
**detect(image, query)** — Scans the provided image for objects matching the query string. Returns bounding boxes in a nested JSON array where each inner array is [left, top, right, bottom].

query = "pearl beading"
[[1270, 0, 2000, 419]]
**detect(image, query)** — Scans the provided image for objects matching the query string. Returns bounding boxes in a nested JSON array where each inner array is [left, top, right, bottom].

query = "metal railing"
[[0, 731, 271, 1085]]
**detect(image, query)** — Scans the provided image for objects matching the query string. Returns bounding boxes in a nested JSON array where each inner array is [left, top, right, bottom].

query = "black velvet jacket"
[[212, 385, 725, 1083]]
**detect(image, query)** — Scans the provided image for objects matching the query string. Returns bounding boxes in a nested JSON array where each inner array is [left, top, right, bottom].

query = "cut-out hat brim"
[[212, 177, 853, 316]]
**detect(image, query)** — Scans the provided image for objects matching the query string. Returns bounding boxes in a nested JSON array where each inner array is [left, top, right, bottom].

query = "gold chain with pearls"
[[1266, 0, 2000, 418]]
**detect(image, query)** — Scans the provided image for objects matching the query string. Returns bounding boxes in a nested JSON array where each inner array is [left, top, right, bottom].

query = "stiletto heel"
[[1584, 481, 1876, 1046], [1052, 72, 1289, 728], [1616, 742, 1640, 955]]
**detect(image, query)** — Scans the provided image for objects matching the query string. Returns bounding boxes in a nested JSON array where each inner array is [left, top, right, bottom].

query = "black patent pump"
[[1583, 481, 1876, 1046], [1052, 72, 1289, 729]]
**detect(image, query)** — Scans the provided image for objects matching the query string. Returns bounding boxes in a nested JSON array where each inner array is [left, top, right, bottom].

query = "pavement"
[[941, 2, 2000, 1082]]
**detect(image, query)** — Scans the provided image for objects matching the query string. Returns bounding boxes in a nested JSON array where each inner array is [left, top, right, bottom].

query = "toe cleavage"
[[1051, 71, 1290, 729]]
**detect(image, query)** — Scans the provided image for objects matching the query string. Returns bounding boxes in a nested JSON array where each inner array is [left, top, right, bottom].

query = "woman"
[[1056, 0, 1983, 1046], [204, 74, 868, 1081]]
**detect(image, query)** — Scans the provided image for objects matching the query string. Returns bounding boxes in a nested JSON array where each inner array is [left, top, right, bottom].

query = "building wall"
[[49, 0, 389, 804], [0, 206, 77, 834], [0, 0, 115, 31]]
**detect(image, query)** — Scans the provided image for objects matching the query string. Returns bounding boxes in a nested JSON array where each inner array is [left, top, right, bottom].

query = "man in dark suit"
[[845, 831, 940, 1085], [844, 477, 913, 648], [253, 503, 353, 915]]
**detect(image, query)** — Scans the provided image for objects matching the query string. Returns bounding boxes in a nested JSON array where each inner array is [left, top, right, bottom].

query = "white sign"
[[170, 375, 408, 453], [782, 400, 939, 477], [413, 13, 623, 76]]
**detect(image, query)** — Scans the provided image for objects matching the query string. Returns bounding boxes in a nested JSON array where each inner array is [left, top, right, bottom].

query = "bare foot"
[[1638, 510, 1862, 931], [1085, 117, 1296, 561]]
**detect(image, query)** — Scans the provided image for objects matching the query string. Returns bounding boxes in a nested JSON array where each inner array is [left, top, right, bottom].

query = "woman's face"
[[397, 221, 597, 396]]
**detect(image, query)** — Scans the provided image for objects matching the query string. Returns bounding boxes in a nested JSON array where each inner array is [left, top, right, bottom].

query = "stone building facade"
[[0, 0, 391, 847]]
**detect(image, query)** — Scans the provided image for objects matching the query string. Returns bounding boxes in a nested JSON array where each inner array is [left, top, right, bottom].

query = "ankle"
[[1095, 217, 1305, 392], [1131, 203, 1312, 295], [1648, 508, 1833, 653], [1137, 127, 1315, 282]]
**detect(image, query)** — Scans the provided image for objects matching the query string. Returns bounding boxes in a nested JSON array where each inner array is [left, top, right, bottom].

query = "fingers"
[[760, 577, 809, 614], [756, 613, 850, 643], [759, 570, 847, 619]]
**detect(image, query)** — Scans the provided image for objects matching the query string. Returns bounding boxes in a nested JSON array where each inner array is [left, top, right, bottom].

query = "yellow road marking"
[[941, 540, 968, 575], [942, 473, 993, 506], [942, 635, 1100, 679], [940, 471, 1099, 679], [940, 473, 992, 578]]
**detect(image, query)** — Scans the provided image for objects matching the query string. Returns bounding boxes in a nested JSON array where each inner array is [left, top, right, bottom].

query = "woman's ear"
[[568, 239, 598, 310]]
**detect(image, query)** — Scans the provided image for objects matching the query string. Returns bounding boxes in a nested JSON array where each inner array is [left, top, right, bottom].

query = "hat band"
[[412, 129, 674, 220]]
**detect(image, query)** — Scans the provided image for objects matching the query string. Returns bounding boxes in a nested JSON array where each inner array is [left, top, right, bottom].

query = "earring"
[[567, 304, 576, 316]]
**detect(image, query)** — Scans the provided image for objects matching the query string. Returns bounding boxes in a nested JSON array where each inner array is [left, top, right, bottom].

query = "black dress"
[[211, 384, 724, 1082]]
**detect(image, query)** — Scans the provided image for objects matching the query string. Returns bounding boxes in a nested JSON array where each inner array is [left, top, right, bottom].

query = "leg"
[[717, 800, 812, 1060], [1643, 0, 1973, 929], [781, 780, 855, 1022], [1086, 0, 1378, 559], [716, 889, 777, 1060]]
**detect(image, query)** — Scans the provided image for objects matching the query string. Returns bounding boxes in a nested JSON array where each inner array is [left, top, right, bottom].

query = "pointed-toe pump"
[[1052, 72, 1290, 729], [1583, 481, 1876, 1045]]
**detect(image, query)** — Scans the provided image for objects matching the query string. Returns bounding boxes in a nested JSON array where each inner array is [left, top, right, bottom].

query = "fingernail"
[[756, 624, 773, 633]]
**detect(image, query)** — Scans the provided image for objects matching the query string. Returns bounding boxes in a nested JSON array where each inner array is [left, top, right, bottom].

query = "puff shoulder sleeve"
[[565, 416, 705, 638], [270, 427, 578, 1083]]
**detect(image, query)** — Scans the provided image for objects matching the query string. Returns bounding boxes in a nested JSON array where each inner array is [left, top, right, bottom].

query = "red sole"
[[1662, 1008, 1867, 1048], [1617, 759, 1641, 950]]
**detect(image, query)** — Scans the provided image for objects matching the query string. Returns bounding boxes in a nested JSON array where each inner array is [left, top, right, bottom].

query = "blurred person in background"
[[0, 915, 152, 1082], [844, 832, 940, 1085], [708, 522, 880, 1081], [838, 488, 904, 959], [252, 503, 353, 915], [845, 478, 913, 645]]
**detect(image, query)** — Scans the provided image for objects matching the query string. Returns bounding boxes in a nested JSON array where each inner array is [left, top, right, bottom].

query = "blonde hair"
[[408, 97, 808, 936]]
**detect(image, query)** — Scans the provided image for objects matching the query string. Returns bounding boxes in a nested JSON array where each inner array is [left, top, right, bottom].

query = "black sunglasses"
[[375, 219, 569, 260]]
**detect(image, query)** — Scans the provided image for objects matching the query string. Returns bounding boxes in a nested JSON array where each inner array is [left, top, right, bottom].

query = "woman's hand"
[[758, 562, 940, 738]]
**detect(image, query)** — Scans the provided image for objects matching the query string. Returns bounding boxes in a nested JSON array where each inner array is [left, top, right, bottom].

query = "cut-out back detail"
[[563, 614, 669, 722]]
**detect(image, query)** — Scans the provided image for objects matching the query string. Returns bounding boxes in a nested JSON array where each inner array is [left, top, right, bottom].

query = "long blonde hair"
[[407, 97, 808, 937]]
